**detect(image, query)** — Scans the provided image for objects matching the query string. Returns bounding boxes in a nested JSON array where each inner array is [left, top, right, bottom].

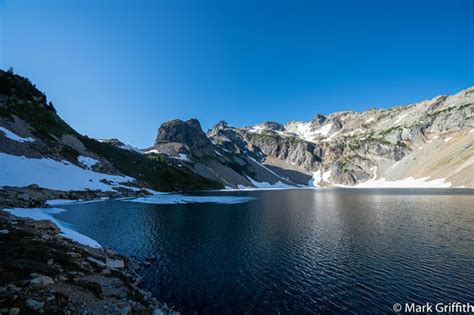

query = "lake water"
[[54, 188, 474, 314]]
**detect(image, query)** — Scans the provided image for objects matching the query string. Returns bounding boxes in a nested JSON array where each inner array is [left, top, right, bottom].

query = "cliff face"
[[152, 87, 473, 188], [152, 119, 215, 158], [146, 120, 296, 189]]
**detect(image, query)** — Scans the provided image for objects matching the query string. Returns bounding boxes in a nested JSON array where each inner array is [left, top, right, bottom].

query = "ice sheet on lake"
[[125, 193, 256, 205], [2, 207, 101, 248], [46, 197, 109, 206]]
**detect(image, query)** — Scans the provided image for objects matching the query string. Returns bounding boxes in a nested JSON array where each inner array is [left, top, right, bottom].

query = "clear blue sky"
[[1, 0, 473, 148]]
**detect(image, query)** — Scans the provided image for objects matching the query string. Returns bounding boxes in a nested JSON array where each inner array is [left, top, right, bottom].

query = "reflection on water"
[[55, 188, 474, 314]]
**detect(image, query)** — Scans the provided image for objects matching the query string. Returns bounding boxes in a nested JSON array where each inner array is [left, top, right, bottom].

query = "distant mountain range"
[[144, 87, 473, 189], [1, 69, 473, 204]]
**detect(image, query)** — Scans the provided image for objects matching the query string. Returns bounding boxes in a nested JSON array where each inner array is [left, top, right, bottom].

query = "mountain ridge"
[[147, 85, 474, 188], [1, 69, 473, 204]]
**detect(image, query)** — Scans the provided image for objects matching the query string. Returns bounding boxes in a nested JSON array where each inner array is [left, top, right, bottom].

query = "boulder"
[[29, 220, 60, 234], [154, 119, 215, 158], [25, 298, 44, 311], [105, 258, 125, 269], [30, 275, 54, 288]]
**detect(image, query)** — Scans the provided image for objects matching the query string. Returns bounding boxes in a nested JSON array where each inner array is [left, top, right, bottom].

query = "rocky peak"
[[210, 120, 229, 132], [98, 138, 124, 146], [261, 121, 285, 131], [154, 118, 214, 157], [312, 114, 326, 125]]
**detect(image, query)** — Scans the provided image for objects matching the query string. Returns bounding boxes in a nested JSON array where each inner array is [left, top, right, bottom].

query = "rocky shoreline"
[[0, 204, 178, 314], [0, 185, 152, 209]]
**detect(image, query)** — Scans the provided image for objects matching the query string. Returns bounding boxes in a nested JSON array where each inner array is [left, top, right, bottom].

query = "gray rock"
[[9, 308, 20, 315], [18, 193, 32, 201], [0, 229, 9, 235], [30, 275, 54, 288], [29, 220, 60, 234], [87, 256, 107, 269], [119, 306, 131, 315], [105, 257, 125, 269], [26, 298, 44, 311]]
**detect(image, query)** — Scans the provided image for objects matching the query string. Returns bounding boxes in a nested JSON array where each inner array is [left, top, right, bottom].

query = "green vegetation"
[[0, 71, 76, 139], [426, 103, 473, 118], [0, 70, 222, 192], [59, 146, 80, 163], [464, 89, 474, 96], [80, 136, 223, 191], [247, 130, 306, 146], [378, 126, 400, 137]]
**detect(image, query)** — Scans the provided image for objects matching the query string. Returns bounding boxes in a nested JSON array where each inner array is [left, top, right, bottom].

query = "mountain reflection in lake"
[[54, 188, 474, 314]]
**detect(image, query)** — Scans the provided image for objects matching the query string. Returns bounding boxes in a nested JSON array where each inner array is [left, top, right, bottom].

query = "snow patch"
[[77, 156, 99, 169], [345, 129, 363, 137], [315, 124, 333, 137], [119, 144, 143, 154], [0, 153, 135, 191], [246, 177, 293, 189], [144, 149, 159, 154], [0, 127, 35, 143], [284, 121, 333, 142], [322, 131, 339, 142], [322, 170, 332, 182], [2, 207, 101, 248], [309, 170, 322, 187], [248, 125, 265, 133], [394, 113, 408, 125]]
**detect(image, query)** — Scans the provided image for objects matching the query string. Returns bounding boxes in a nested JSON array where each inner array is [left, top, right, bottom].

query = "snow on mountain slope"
[[0, 126, 35, 143], [208, 86, 474, 188], [0, 153, 135, 191]]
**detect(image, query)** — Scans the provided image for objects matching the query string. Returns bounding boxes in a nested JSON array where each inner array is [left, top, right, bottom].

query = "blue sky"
[[1, 0, 473, 148]]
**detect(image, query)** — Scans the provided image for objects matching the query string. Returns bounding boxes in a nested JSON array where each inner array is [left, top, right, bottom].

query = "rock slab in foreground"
[[0, 211, 179, 314]]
